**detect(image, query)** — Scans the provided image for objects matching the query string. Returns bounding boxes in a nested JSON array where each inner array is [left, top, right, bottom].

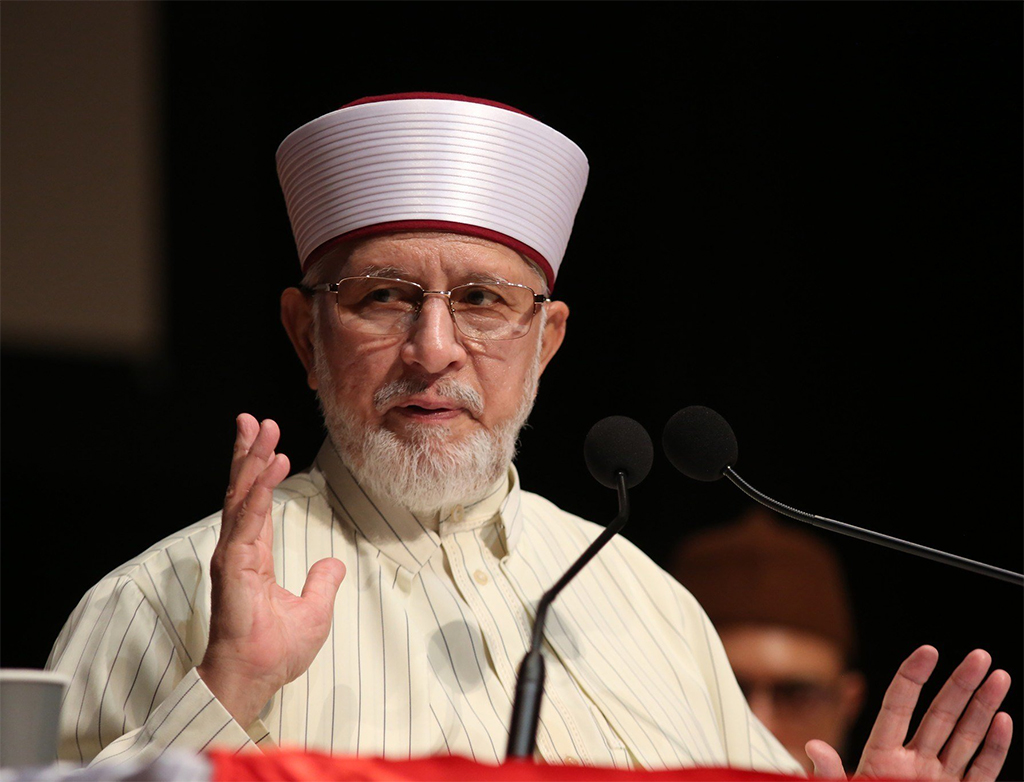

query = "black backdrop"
[[2, 2, 1021, 777]]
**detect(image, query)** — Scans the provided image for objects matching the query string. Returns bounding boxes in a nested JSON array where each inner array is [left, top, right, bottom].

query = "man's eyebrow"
[[346, 265, 408, 279], [345, 265, 517, 287], [461, 272, 514, 285]]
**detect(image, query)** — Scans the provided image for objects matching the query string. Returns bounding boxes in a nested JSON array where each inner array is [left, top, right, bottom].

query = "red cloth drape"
[[209, 750, 806, 782]]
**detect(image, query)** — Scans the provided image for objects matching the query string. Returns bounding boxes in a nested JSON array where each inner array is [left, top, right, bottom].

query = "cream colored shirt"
[[47, 440, 803, 775]]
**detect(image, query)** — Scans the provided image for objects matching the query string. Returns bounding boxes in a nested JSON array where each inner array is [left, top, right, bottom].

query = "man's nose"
[[400, 294, 468, 374]]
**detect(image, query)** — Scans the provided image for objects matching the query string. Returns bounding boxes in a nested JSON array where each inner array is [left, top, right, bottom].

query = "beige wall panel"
[[1, 0, 163, 359]]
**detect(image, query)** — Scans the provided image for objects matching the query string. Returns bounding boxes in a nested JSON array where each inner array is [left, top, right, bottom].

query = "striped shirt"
[[46, 439, 804, 775]]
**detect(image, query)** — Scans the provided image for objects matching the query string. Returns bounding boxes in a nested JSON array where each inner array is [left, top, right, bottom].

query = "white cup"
[[0, 669, 70, 768]]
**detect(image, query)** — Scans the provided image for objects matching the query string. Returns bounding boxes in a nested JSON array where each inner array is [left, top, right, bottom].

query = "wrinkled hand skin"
[[197, 414, 346, 728], [805, 646, 1012, 781]]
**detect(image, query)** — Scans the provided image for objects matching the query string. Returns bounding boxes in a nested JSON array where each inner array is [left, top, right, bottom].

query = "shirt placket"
[[442, 523, 608, 767]]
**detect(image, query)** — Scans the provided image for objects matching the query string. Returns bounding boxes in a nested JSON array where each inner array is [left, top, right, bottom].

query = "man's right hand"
[[197, 414, 346, 727]]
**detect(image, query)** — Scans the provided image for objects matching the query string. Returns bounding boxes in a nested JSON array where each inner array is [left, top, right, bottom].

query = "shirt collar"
[[311, 439, 524, 575]]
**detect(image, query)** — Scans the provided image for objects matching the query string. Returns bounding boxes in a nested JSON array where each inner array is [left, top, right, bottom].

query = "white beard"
[[312, 324, 543, 516]]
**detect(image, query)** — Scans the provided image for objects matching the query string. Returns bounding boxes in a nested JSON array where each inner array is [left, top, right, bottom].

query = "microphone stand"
[[505, 471, 631, 761], [723, 465, 1024, 587]]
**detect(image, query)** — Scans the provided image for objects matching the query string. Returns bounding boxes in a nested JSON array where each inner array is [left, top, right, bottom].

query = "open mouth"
[[374, 379, 484, 419], [395, 404, 464, 421]]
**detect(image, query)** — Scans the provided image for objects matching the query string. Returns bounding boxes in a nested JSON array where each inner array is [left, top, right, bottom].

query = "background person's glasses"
[[737, 678, 841, 721], [302, 276, 549, 341]]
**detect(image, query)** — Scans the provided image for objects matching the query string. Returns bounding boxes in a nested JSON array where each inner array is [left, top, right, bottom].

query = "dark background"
[[3, 2, 1021, 777]]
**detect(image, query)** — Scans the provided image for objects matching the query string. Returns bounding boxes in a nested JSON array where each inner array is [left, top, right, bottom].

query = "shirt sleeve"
[[46, 574, 268, 767]]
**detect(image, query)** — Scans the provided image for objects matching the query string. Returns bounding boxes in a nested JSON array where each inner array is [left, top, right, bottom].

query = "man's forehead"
[[325, 231, 545, 285]]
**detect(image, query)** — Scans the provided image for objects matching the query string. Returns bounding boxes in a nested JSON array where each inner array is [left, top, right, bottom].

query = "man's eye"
[[458, 286, 502, 307], [363, 285, 416, 306], [775, 682, 826, 704], [368, 287, 399, 303]]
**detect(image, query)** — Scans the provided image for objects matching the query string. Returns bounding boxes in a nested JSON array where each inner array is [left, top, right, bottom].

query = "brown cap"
[[671, 506, 857, 656]]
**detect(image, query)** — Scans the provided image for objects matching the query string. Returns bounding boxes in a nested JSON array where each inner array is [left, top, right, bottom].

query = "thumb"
[[301, 557, 347, 607], [805, 739, 847, 779]]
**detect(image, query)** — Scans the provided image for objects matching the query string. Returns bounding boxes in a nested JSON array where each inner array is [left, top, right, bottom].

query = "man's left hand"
[[806, 646, 1012, 780]]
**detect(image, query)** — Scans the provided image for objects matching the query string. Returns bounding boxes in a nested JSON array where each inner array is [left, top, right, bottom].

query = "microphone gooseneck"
[[506, 416, 653, 761], [663, 405, 1024, 588]]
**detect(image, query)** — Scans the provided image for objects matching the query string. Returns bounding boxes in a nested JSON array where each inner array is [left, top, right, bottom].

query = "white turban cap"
[[275, 92, 590, 290]]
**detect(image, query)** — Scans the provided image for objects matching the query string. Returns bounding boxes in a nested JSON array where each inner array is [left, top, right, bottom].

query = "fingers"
[[964, 712, 1013, 782], [804, 739, 846, 779], [910, 648, 992, 757], [865, 645, 940, 752], [228, 413, 261, 488], [940, 667, 1012, 778], [864, 647, 1012, 782], [223, 415, 286, 541], [227, 415, 281, 507], [228, 452, 291, 547], [301, 558, 347, 608]]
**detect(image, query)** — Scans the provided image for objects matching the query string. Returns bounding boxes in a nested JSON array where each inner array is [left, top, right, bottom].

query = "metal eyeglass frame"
[[300, 275, 551, 341]]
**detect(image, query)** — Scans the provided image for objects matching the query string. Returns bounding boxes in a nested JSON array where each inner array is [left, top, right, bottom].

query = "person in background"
[[671, 505, 867, 774]]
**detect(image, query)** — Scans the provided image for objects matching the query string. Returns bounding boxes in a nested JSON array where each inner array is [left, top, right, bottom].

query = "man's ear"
[[537, 301, 569, 376], [280, 287, 319, 390]]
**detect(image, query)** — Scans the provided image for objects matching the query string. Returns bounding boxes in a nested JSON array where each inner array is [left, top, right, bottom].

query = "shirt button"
[[452, 506, 465, 522], [563, 756, 580, 766], [473, 569, 489, 585]]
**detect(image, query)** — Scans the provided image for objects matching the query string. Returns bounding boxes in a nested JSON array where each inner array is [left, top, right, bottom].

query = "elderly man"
[[47, 93, 1011, 779]]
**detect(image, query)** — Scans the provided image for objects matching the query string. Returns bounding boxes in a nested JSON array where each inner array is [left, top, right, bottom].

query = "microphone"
[[506, 416, 654, 761], [662, 405, 1024, 587]]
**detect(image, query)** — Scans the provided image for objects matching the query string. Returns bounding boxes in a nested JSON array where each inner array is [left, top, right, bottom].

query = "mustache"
[[373, 377, 484, 417]]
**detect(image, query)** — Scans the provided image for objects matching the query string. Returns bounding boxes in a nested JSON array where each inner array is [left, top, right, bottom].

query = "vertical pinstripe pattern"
[[46, 440, 803, 776]]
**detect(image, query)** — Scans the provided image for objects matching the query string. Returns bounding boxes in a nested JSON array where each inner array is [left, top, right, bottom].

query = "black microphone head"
[[584, 416, 654, 490], [662, 405, 739, 481]]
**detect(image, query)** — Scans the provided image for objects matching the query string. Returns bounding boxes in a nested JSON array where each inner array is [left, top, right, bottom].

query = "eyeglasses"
[[301, 276, 550, 341], [737, 678, 840, 721]]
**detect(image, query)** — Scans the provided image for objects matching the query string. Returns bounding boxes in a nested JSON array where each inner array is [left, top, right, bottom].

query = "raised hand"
[[197, 414, 346, 727], [806, 646, 1012, 780]]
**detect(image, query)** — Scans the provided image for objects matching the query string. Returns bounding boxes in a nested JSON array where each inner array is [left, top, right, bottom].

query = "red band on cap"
[[305, 220, 556, 292], [340, 92, 534, 118]]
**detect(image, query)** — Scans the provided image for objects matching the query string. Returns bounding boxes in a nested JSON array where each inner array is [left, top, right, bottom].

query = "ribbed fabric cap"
[[671, 507, 857, 657], [275, 93, 589, 290]]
